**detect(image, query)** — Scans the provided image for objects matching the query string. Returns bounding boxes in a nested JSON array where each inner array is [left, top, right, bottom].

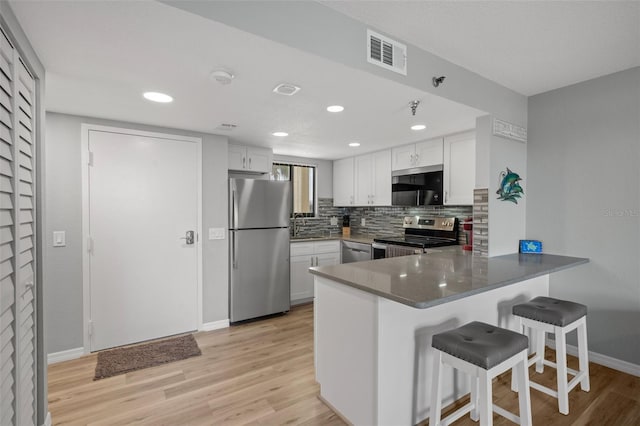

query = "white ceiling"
[[321, 0, 640, 96], [9, 1, 639, 160]]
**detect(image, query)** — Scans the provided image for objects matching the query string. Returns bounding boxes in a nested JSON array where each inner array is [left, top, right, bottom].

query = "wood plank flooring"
[[48, 303, 640, 425]]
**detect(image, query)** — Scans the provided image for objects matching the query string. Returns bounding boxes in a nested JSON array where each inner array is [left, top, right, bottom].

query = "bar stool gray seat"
[[511, 296, 590, 415], [430, 321, 532, 426]]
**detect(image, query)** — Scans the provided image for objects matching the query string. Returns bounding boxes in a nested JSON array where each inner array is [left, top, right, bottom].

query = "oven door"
[[371, 243, 387, 260]]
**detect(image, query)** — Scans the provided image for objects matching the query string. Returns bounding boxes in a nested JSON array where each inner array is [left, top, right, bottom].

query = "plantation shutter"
[[0, 25, 37, 426]]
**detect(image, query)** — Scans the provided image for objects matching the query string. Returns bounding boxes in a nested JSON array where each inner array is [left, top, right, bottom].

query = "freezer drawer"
[[230, 228, 290, 322]]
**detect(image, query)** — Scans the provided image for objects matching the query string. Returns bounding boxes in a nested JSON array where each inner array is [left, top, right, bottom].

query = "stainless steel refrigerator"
[[229, 178, 291, 322]]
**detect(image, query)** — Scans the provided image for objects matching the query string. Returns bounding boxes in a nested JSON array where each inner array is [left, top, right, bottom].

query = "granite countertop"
[[291, 234, 376, 244], [309, 251, 589, 309]]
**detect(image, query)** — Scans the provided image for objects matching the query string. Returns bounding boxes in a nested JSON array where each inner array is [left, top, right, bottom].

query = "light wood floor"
[[48, 303, 640, 425]]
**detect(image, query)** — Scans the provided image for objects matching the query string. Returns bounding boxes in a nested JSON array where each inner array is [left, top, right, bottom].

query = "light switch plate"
[[361, 218, 366, 226], [53, 231, 66, 247], [209, 228, 225, 240]]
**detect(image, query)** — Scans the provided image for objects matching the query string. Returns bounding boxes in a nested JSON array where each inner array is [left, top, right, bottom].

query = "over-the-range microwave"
[[391, 165, 443, 206]]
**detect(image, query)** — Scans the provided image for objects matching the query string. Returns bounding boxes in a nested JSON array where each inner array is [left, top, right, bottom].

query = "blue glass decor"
[[496, 167, 524, 204], [519, 240, 542, 253]]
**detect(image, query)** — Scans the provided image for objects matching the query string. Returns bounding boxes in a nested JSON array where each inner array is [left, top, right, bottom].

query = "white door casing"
[[81, 125, 202, 352]]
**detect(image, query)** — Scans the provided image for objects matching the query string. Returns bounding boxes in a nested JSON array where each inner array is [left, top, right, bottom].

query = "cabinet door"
[[333, 158, 354, 206], [391, 144, 415, 171], [414, 138, 444, 167], [290, 255, 314, 303], [444, 132, 475, 205], [372, 150, 391, 206], [228, 145, 247, 171], [354, 154, 374, 205], [246, 147, 272, 173]]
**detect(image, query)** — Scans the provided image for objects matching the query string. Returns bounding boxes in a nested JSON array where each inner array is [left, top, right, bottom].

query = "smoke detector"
[[273, 83, 301, 96], [210, 70, 235, 85]]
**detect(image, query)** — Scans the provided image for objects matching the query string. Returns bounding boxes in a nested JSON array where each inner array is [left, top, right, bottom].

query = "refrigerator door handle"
[[232, 232, 238, 269], [231, 189, 236, 229]]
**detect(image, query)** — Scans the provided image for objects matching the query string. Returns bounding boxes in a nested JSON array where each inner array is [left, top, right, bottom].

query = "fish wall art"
[[496, 167, 524, 204]]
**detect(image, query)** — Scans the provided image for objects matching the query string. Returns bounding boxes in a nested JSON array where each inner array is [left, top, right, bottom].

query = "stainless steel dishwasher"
[[341, 240, 372, 263]]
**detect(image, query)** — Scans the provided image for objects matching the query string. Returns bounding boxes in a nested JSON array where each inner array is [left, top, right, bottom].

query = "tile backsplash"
[[291, 198, 473, 245]]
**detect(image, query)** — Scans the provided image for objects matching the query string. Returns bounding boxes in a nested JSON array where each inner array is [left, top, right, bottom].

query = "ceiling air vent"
[[216, 123, 238, 131], [367, 29, 407, 76]]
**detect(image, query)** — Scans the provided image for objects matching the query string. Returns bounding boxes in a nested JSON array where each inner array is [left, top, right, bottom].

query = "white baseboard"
[[47, 347, 85, 365], [42, 412, 52, 426], [200, 319, 230, 332], [547, 338, 640, 377]]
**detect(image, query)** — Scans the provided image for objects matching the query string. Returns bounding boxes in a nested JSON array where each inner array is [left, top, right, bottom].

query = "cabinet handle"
[[310, 257, 314, 267], [445, 191, 448, 203], [242, 157, 246, 168], [415, 153, 420, 164], [410, 154, 414, 164], [248, 157, 252, 169], [316, 256, 319, 265]]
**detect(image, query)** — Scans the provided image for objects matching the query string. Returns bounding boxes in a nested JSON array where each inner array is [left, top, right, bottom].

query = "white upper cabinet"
[[443, 131, 475, 205], [354, 154, 374, 205], [333, 157, 355, 206], [391, 138, 443, 171], [370, 149, 392, 205], [228, 144, 273, 173], [334, 150, 391, 207]]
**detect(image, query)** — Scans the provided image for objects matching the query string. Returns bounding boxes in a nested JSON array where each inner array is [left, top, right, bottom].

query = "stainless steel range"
[[372, 216, 459, 259]]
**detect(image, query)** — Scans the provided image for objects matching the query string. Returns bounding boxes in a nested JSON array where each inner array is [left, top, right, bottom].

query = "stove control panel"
[[402, 216, 457, 231]]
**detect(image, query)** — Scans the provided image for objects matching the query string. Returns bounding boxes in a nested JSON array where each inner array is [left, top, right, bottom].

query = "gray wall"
[[45, 112, 229, 354], [526, 67, 640, 364]]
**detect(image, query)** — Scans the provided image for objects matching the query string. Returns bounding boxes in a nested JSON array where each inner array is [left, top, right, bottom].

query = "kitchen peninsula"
[[309, 251, 588, 425]]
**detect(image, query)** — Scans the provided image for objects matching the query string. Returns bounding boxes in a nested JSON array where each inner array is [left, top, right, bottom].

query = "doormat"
[[94, 334, 201, 380]]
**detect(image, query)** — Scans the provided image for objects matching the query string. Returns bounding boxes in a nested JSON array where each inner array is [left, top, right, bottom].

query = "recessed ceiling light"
[[348, 142, 360, 147], [272, 132, 288, 137], [143, 92, 173, 103], [327, 105, 344, 113], [411, 124, 426, 131]]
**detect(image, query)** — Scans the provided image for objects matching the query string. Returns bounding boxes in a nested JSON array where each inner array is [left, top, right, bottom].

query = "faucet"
[[292, 213, 305, 237]]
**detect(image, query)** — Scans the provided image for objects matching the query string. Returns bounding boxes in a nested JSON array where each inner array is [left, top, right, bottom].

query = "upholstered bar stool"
[[430, 321, 532, 426], [511, 296, 590, 415]]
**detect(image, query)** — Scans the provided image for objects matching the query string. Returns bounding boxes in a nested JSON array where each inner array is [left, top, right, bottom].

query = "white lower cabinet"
[[290, 240, 340, 304]]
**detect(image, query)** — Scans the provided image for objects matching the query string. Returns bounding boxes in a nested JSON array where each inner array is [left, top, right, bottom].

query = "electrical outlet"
[[330, 217, 338, 226], [361, 218, 366, 227]]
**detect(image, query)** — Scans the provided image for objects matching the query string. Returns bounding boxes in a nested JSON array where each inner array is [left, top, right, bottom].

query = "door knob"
[[180, 230, 195, 245]]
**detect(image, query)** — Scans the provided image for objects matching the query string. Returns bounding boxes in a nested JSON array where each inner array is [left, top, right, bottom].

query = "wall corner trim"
[[547, 338, 640, 377], [200, 319, 230, 332], [47, 347, 85, 365]]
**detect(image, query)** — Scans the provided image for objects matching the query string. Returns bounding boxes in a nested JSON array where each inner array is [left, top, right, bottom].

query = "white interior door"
[[88, 130, 199, 352]]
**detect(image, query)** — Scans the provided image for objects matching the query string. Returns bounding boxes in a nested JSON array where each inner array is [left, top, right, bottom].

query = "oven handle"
[[371, 243, 387, 250]]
